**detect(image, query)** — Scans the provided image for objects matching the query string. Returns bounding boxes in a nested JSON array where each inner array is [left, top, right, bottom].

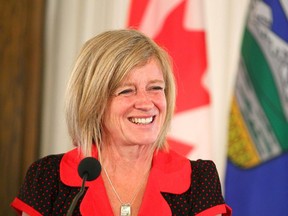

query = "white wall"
[[41, 0, 250, 180], [41, 0, 131, 156]]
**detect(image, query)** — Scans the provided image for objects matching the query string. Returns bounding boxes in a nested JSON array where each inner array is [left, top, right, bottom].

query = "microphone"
[[67, 157, 101, 216]]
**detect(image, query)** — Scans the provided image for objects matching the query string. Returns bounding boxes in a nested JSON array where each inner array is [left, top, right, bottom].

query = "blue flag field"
[[225, 0, 288, 215]]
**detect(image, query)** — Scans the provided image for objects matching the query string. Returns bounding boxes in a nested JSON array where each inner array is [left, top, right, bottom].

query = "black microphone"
[[67, 157, 101, 216]]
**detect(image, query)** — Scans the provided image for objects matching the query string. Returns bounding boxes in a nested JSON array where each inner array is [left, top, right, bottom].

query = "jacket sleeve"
[[191, 160, 232, 216], [11, 155, 63, 216]]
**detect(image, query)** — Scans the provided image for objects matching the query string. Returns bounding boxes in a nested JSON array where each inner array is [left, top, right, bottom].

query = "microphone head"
[[78, 157, 101, 181]]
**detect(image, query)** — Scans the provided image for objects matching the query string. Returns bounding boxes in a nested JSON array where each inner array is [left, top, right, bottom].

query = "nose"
[[134, 91, 154, 110]]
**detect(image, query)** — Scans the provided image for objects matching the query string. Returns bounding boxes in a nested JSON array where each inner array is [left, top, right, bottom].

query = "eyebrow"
[[149, 79, 165, 85], [120, 79, 165, 87]]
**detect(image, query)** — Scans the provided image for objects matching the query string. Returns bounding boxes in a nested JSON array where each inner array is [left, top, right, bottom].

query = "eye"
[[149, 85, 165, 91], [116, 88, 135, 96]]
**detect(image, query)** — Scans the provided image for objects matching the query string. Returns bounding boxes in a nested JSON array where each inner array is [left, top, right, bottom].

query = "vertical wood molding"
[[0, 0, 45, 215]]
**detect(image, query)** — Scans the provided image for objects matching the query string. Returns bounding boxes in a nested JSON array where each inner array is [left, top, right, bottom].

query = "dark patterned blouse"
[[11, 148, 231, 216]]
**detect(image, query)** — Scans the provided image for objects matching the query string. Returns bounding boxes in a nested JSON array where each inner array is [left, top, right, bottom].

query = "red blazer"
[[11, 147, 231, 215]]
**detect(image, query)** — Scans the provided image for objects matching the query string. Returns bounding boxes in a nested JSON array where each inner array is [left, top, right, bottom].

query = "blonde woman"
[[12, 29, 231, 216]]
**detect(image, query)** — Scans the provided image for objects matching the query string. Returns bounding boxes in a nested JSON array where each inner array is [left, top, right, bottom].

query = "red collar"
[[60, 146, 191, 215]]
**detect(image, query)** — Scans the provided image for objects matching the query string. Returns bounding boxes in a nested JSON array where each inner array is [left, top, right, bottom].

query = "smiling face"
[[102, 59, 167, 148]]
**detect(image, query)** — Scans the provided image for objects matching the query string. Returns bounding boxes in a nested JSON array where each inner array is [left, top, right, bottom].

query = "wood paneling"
[[0, 0, 45, 215]]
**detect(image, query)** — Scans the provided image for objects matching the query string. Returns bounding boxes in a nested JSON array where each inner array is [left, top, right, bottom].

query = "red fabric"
[[128, 0, 208, 113], [127, 0, 210, 158], [127, 0, 149, 27], [60, 147, 191, 215], [11, 147, 231, 215], [196, 203, 232, 216], [11, 198, 42, 216]]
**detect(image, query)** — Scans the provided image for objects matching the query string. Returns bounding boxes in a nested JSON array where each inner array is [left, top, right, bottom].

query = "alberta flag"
[[127, 0, 211, 160], [225, 0, 288, 215]]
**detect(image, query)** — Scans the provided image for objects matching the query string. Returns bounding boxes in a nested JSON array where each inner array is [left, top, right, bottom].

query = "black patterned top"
[[11, 147, 231, 215]]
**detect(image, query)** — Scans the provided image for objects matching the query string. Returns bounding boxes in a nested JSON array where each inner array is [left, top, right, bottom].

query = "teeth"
[[130, 117, 153, 124]]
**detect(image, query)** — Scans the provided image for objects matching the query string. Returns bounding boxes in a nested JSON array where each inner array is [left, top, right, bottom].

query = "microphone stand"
[[66, 173, 88, 216]]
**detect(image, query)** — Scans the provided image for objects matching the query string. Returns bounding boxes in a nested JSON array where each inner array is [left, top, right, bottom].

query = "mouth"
[[128, 116, 155, 125]]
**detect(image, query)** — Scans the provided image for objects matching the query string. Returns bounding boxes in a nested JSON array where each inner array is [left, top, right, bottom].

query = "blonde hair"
[[65, 29, 176, 156]]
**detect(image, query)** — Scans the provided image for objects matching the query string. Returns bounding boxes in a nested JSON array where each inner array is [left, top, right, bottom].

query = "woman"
[[11, 29, 231, 215]]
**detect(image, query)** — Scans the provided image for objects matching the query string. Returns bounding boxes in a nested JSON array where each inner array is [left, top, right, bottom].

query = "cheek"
[[153, 94, 167, 125], [159, 100, 167, 115], [102, 102, 117, 131], [104, 100, 128, 124], [155, 93, 167, 112]]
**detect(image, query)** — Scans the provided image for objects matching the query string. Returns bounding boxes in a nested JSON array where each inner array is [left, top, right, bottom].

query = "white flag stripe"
[[139, 0, 183, 37], [184, 0, 205, 30], [168, 105, 212, 159]]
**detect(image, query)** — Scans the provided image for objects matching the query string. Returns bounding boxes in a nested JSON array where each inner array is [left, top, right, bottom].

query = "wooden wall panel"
[[0, 0, 45, 215]]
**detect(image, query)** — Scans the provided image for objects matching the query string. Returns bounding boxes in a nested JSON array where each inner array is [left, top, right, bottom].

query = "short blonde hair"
[[65, 29, 176, 156]]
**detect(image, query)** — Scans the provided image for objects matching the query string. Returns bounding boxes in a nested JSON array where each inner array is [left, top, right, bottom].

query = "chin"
[[134, 139, 157, 147]]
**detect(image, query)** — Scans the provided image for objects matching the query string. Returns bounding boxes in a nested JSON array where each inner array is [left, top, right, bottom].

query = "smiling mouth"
[[129, 116, 154, 124]]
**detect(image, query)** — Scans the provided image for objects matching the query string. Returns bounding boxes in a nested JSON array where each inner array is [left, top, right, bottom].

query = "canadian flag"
[[127, 0, 211, 160]]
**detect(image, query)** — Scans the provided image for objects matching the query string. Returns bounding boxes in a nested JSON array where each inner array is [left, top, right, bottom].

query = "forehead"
[[122, 59, 164, 83]]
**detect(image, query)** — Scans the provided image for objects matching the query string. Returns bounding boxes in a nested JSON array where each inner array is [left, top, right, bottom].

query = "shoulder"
[[190, 159, 218, 177], [25, 154, 64, 180], [190, 159, 222, 195], [190, 159, 227, 214], [11, 154, 66, 215], [31, 154, 64, 168], [191, 159, 217, 169], [161, 158, 230, 215], [20, 154, 64, 190]]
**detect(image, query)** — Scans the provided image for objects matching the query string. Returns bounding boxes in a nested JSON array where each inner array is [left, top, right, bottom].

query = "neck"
[[100, 142, 154, 173], [100, 143, 153, 216]]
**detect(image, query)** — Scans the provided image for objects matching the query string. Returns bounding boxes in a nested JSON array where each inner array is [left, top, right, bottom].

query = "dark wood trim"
[[0, 0, 45, 215]]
